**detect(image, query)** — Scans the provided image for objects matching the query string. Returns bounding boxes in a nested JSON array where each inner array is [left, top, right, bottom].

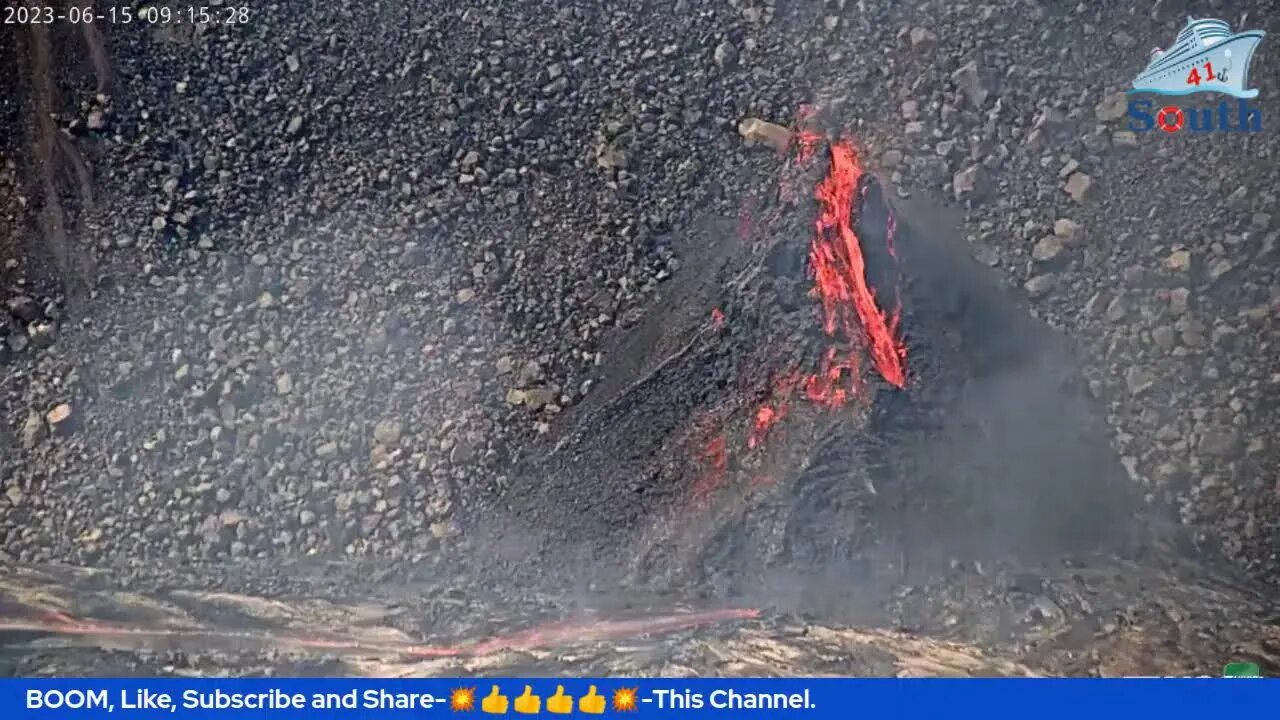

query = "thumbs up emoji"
[[546, 686, 573, 715], [482, 686, 509, 715], [578, 686, 605, 715], [514, 686, 541, 715]]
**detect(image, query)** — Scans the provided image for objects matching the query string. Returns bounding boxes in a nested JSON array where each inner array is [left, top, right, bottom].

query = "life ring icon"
[[1156, 106, 1185, 133]]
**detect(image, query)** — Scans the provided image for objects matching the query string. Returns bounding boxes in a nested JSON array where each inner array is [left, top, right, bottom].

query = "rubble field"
[[2, 1, 1278, 676]]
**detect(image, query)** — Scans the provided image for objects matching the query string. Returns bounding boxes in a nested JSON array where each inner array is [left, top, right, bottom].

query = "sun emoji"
[[612, 687, 639, 712], [450, 687, 476, 712]]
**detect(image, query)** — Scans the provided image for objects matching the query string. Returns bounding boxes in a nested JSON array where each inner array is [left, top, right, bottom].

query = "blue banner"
[[4, 678, 1278, 719]]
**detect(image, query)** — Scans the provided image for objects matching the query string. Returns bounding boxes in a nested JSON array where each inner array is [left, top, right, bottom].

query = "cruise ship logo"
[[1129, 17, 1265, 99], [1127, 17, 1266, 134]]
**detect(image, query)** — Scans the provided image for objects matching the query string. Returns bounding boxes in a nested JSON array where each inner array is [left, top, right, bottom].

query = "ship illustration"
[[1129, 17, 1265, 99]]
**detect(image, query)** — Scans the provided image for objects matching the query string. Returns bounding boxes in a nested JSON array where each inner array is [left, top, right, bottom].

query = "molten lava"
[[748, 405, 778, 449], [747, 370, 802, 449], [687, 110, 909, 510], [808, 139, 907, 389], [803, 346, 862, 408], [751, 130, 907, 435]]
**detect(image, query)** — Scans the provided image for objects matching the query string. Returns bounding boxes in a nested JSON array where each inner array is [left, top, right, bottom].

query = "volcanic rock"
[[6, 296, 40, 323], [1095, 93, 1128, 122], [5, 0, 1280, 668], [1152, 326, 1177, 350], [1032, 236, 1064, 262], [1126, 367, 1156, 396], [950, 60, 989, 109], [45, 403, 73, 434], [1084, 291, 1107, 316], [1104, 296, 1127, 322], [21, 411, 46, 450], [713, 40, 738, 69], [1054, 219, 1081, 243], [1031, 107, 1073, 144], [1199, 427, 1242, 458], [1113, 131, 1138, 147], [1178, 318, 1208, 348], [909, 27, 937, 49], [1024, 274, 1056, 299], [595, 142, 629, 170], [737, 118, 792, 153], [953, 165, 987, 202], [521, 387, 558, 412], [45, 403, 71, 425], [1165, 250, 1192, 273], [516, 360, 545, 386], [5, 547, 1279, 677], [1064, 172, 1094, 203], [449, 439, 475, 465], [28, 322, 56, 349], [373, 420, 404, 447], [1207, 258, 1235, 283]]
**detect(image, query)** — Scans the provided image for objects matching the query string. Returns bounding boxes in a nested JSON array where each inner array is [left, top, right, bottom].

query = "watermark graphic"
[[1129, 17, 1264, 99], [1126, 17, 1266, 133]]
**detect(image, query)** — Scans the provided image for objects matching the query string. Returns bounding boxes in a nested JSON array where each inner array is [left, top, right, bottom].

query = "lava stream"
[[689, 116, 909, 511], [809, 140, 907, 389]]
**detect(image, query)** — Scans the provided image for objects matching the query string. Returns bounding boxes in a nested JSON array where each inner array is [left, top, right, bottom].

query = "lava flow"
[[747, 370, 802, 449], [808, 138, 907, 390], [748, 128, 908, 447], [686, 114, 909, 508]]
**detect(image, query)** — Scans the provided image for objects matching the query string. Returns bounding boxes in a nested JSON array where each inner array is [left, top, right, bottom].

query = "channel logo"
[[1128, 98, 1262, 133], [1126, 16, 1266, 133]]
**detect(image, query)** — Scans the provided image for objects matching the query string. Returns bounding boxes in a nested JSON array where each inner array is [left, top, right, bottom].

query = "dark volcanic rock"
[[2, 0, 1278, 677]]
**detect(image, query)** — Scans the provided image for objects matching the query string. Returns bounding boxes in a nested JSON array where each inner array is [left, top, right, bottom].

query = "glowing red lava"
[[807, 139, 907, 389], [747, 125, 907, 451], [690, 109, 908, 510]]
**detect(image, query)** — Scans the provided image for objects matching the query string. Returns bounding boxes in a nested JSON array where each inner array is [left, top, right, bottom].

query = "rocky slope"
[[2, 0, 1278, 676]]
